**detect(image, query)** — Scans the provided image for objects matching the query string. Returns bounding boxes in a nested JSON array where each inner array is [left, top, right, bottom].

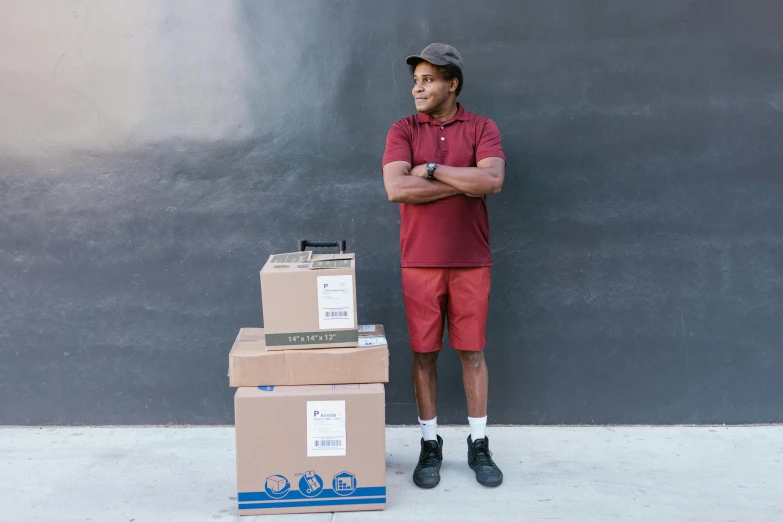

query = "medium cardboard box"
[[260, 251, 358, 350], [228, 325, 389, 387], [235, 383, 386, 516]]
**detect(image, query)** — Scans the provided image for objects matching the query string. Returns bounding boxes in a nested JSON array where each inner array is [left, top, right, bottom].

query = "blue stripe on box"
[[238, 487, 386, 503], [238, 496, 386, 510]]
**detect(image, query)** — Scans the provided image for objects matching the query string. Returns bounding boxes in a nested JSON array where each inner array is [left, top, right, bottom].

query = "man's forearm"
[[388, 176, 462, 204], [433, 165, 503, 195]]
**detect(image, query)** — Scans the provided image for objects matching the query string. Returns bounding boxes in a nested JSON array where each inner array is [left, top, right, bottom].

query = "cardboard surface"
[[235, 384, 386, 515], [260, 252, 359, 350], [228, 326, 389, 387]]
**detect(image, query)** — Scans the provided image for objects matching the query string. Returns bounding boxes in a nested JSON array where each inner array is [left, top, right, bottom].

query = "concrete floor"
[[0, 426, 781, 521]]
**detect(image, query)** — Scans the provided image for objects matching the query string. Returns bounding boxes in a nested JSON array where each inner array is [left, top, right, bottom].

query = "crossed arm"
[[383, 157, 505, 205]]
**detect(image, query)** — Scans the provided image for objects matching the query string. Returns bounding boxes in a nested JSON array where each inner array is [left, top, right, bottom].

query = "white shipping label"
[[307, 400, 347, 457], [358, 325, 376, 333], [359, 336, 387, 346], [317, 275, 355, 329]]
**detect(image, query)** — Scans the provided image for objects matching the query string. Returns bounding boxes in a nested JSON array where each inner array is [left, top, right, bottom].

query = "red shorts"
[[401, 267, 491, 353]]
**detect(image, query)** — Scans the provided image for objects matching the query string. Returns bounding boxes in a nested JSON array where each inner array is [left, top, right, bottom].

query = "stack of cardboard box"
[[228, 246, 389, 516]]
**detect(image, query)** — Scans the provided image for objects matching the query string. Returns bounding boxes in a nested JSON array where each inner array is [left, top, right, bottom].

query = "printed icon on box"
[[332, 471, 356, 496], [264, 474, 290, 499], [296, 470, 324, 498]]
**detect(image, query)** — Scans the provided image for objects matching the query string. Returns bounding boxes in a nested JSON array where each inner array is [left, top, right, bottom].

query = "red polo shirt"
[[382, 103, 505, 267]]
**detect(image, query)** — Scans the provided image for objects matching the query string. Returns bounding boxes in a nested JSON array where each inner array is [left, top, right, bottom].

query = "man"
[[381, 43, 506, 489]]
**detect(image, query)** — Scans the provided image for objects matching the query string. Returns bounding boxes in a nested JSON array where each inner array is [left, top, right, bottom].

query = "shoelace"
[[472, 441, 497, 469], [418, 441, 441, 468]]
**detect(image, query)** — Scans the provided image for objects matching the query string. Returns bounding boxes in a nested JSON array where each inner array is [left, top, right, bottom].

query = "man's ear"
[[450, 78, 459, 93]]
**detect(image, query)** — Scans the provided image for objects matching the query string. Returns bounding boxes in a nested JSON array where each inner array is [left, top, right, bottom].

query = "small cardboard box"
[[235, 383, 386, 516], [260, 251, 358, 350], [228, 326, 389, 387]]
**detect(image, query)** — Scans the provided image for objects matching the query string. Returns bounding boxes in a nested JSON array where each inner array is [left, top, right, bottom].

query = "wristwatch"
[[426, 163, 438, 180]]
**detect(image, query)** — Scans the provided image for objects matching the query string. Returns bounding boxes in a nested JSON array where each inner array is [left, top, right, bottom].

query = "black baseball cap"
[[406, 43, 463, 71]]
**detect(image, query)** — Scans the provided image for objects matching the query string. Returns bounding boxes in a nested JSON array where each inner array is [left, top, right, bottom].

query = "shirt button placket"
[[439, 125, 446, 155]]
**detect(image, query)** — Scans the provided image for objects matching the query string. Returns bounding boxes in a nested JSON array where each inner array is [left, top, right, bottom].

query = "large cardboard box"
[[235, 384, 386, 516], [228, 325, 389, 387], [260, 251, 358, 350]]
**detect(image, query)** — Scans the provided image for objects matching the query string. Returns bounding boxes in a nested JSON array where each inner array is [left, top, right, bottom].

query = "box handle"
[[298, 240, 347, 254]]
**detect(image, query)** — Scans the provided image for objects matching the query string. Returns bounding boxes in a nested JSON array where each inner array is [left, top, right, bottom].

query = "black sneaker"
[[413, 435, 443, 489], [467, 435, 503, 487]]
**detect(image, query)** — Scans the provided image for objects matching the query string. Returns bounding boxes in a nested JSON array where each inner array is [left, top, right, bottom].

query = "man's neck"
[[428, 102, 458, 123]]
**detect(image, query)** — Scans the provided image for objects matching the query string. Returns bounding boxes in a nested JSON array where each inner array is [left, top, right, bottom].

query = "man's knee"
[[412, 351, 439, 369], [458, 349, 485, 369]]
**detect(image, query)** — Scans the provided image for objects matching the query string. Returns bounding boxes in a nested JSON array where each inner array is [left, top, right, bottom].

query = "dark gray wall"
[[2, 0, 782, 425]]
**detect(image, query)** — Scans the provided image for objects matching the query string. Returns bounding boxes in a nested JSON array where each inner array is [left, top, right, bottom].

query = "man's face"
[[412, 61, 456, 114]]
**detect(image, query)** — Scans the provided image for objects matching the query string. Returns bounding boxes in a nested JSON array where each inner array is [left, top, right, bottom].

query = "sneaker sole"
[[470, 466, 503, 487], [476, 476, 503, 487], [413, 473, 441, 489]]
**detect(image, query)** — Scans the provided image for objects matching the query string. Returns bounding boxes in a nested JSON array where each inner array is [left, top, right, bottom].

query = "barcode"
[[314, 439, 342, 447], [325, 311, 348, 318]]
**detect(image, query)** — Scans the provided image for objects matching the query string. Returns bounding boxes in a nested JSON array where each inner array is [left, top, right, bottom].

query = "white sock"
[[468, 416, 487, 441], [418, 417, 437, 441]]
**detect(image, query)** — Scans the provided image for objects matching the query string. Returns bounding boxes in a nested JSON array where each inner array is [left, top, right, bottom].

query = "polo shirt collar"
[[415, 103, 471, 125]]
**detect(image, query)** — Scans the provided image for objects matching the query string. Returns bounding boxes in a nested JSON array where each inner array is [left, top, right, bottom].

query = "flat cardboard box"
[[235, 383, 386, 516], [228, 325, 389, 387], [261, 251, 358, 350]]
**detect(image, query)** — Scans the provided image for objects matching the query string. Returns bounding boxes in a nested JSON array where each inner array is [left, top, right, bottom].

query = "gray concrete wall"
[[1, 0, 782, 424]]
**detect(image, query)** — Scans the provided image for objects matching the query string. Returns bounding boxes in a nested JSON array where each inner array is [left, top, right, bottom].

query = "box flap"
[[238, 327, 265, 341], [269, 251, 312, 263], [236, 383, 384, 398], [231, 340, 267, 357], [311, 253, 354, 261], [309, 253, 355, 270]]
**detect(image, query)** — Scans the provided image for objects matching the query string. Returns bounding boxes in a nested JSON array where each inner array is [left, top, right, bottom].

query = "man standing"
[[382, 43, 506, 488]]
